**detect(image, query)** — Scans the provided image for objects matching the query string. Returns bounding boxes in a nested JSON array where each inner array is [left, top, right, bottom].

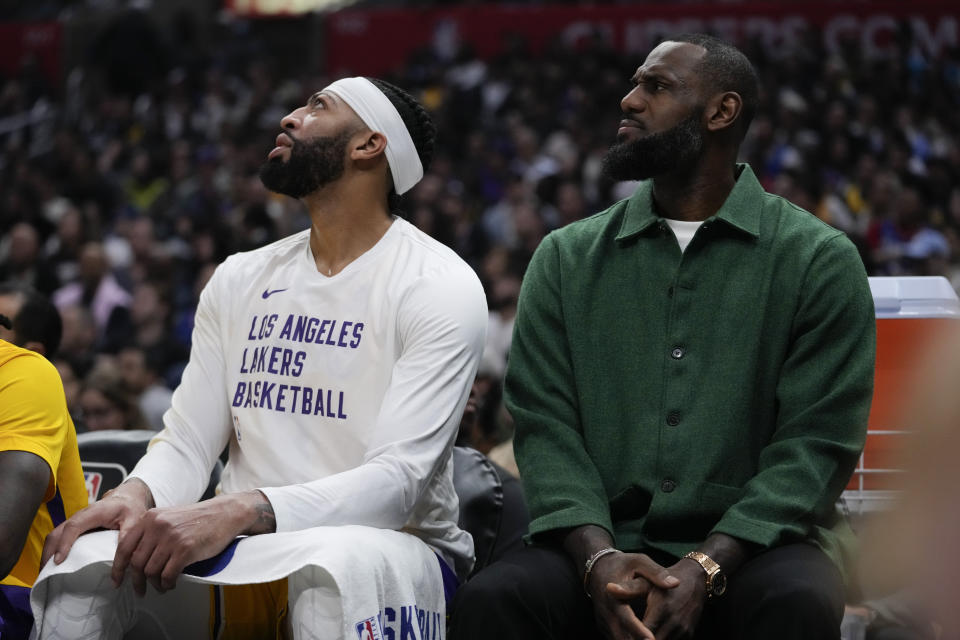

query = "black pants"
[[449, 542, 845, 640]]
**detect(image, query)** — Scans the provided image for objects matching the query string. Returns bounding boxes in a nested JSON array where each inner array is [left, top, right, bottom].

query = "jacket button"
[[671, 347, 685, 359], [661, 479, 676, 493], [666, 412, 681, 426]]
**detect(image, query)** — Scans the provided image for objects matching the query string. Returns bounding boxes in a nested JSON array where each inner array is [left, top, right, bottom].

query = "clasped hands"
[[586, 550, 707, 640], [41, 479, 269, 597]]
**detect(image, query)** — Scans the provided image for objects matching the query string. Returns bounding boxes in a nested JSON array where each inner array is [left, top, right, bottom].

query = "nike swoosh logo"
[[261, 288, 288, 299]]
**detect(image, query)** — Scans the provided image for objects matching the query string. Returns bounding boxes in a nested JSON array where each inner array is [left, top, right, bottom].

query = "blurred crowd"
[[1, 9, 959, 449]]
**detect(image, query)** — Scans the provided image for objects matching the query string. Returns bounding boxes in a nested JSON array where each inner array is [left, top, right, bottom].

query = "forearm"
[[259, 450, 441, 532]]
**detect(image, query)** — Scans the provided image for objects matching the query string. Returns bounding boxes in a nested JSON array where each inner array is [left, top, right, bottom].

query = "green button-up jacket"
[[506, 165, 875, 572]]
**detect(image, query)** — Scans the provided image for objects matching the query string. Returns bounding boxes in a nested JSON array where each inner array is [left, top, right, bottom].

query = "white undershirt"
[[664, 218, 705, 253]]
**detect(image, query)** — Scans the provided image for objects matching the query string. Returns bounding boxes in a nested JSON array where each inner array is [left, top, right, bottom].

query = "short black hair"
[[668, 34, 760, 137], [0, 282, 62, 357], [365, 78, 437, 213]]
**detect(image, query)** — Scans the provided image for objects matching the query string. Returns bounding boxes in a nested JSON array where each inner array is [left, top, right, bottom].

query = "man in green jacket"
[[450, 34, 874, 640]]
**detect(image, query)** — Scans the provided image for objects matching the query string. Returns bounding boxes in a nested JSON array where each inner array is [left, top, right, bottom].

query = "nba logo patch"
[[84, 472, 103, 502], [355, 616, 383, 640]]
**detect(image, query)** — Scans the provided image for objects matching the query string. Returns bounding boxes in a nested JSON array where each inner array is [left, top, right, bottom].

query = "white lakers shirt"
[[130, 217, 487, 577]]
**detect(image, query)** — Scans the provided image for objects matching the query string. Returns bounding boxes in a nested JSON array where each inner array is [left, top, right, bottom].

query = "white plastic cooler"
[[842, 276, 960, 514]]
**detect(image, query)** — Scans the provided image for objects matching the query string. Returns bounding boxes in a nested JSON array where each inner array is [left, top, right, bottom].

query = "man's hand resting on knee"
[[42, 479, 277, 597]]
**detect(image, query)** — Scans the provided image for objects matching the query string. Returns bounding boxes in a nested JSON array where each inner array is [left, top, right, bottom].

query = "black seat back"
[[77, 429, 222, 503], [452, 446, 529, 575]]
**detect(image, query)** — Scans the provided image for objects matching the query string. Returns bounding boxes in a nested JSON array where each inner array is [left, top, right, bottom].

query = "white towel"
[[31, 526, 448, 640]]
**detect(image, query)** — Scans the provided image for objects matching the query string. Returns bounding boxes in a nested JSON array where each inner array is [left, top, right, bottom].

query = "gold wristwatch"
[[683, 551, 727, 598]]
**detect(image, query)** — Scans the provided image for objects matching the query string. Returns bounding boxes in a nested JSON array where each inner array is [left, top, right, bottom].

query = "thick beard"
[[601, 108, 705, 182], [259, 130, 352, 198]]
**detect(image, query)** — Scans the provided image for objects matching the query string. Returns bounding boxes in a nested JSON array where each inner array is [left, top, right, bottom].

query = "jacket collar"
[[615, 164, 763, 243]]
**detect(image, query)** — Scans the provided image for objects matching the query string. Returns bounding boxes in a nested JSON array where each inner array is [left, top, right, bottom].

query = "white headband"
[[323, 77, 424, 195]]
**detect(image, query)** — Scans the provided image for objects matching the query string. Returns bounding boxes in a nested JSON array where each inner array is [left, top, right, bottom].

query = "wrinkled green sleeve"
[[711, 234, 875, 547], [505, 233, 613, 540]]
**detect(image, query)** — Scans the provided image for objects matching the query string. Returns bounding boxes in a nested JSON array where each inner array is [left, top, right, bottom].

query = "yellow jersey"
[[0, 340, 87, 589]]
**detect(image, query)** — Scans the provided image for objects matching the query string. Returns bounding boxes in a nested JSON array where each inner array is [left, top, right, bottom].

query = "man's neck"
[[302, 180, 393, 277], [651, 159, 738, 222]]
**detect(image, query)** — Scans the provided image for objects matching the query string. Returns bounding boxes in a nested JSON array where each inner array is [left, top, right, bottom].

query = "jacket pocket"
[[697, 482, 745, 521]]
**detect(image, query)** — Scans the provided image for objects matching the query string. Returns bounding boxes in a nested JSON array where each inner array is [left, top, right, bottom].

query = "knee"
[[747, 576, 844, 629], [769, 577, 842, 617], [451, 563, 529, 620]]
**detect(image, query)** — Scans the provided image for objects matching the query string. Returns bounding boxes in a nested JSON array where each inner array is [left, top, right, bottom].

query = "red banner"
[[324, 2, 958, 77], [0, 23, 62, 85]]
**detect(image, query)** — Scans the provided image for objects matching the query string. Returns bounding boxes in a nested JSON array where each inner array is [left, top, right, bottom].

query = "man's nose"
[[621, 86, 646, 114], [280, 108, 303, 131]]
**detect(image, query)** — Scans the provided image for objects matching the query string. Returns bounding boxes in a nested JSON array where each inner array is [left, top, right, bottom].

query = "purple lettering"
[[316, 319, 332, 344], [304, 317, 320, 342], [260, 382, 275, 409], [292, 351, 306, 377], [302, 387, 313, 414], [280, 349, 293, 376], [350, 322, 364, 348], [278, 314, 294, 340], [267, 347, 282, 374], [324, 320, 338, 345], [338, 321, 353, 347], [232, 382, 246, 407], [314, 387, 325, 416], [293, 315, 308, 342]]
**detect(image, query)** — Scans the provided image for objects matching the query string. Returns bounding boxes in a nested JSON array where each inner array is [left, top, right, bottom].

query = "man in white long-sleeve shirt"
[[33, 78, 487, 640]]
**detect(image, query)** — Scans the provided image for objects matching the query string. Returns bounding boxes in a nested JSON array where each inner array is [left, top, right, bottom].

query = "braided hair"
[[365, 78, 436, 214]]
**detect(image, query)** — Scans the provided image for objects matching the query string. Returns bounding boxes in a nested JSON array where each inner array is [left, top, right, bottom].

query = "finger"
[[112, 523, 145, 587], [126, 533, 156, 598], [159, 545, 196, 593], [130, 562, 147, 598], [41, 527, 62, 567], [160, 561, 180, 592], [641, 597, 667, 640], [49, 513, 99, 564], [607, 579, 651, 601], [143, 546, 172, 594], [631, 555, 680, 589], [612, 601, 656, 640]]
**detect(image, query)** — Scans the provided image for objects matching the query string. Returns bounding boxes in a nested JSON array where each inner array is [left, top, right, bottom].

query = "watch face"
[[711, 573, 728, 597]]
